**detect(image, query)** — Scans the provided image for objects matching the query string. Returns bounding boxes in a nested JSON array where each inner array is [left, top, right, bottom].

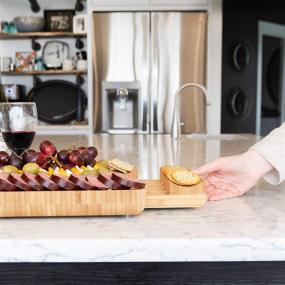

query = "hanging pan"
[[27, 80, 87, 124]]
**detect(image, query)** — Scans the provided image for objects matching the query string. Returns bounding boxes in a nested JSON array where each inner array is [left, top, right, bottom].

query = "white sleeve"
[[250, 123, 285, 185]]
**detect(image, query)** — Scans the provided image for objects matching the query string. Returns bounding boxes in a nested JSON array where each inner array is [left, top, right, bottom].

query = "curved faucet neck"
[[171, 83, 210, 140]]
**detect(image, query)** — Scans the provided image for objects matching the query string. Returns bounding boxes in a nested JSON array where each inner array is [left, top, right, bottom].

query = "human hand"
[[193, 149, 273, 201]]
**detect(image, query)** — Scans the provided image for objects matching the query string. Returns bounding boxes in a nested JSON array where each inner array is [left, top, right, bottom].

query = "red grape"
[[68, 150, 84, 167], [86, 146, 98, 158], [10, 153, 23, 169], [77, 147, 86, 154], [57, 150, 69, 164], [36, 152, 47, 165], [0, 151, 10, 166], [23, 152, 39, 164], [61, 164, 74, 170], [40, 140, 57, 156], [81, 150, 94, 166], [39, 161, 50, 170], [22, 149, 36, 162]]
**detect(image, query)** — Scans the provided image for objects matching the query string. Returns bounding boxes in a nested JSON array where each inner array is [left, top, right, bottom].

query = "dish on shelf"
[[27, 80, 87, 124], [14, 16, 45, 32]]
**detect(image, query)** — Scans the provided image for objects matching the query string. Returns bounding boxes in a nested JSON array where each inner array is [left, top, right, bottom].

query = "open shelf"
[[1, 70, 87, 76], [37, 124, 89, 135], [0, 32, 87, 39]]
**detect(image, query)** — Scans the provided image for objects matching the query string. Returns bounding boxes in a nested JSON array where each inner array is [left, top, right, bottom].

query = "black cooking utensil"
[[28, 0, 41, 13], [27, 80, 87, 124]]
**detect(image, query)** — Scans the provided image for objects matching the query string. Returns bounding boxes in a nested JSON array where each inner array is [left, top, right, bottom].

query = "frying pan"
[[27, 80, 87, 124]]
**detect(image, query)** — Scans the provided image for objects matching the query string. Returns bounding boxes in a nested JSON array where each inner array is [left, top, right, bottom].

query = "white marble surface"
[[1, 134, 285, 262]]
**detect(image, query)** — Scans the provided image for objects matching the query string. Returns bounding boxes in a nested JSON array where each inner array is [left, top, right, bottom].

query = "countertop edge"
[[1, 238, 285, 262]]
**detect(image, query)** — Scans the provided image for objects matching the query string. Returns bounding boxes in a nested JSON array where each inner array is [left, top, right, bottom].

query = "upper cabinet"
[[91, 0, 150, 6], [91, 0, 209, 8], [150, 0, 209, 5]]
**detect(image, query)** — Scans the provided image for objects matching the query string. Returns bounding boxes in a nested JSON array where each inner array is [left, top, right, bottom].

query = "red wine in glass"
[[2, 131, 36, 156], [0, 102, 38, 155]]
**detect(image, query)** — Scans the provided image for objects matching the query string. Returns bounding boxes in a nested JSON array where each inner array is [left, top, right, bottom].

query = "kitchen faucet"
[[171, 83, 210, 139]]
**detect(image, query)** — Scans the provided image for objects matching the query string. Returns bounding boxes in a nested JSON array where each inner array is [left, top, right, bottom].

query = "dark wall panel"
[[221, 0, 285, 133]]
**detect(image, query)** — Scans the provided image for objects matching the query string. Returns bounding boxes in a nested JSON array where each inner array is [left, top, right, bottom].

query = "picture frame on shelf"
[[73, 15, 87, 34], [44, 10, 74, 32], [15, 51, 36, 72]]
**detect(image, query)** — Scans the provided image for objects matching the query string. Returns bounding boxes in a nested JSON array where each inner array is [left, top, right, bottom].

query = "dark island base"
[[0, 262, 285, 284]]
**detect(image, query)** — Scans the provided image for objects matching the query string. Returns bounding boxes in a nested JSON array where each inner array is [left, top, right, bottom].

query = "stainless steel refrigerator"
[[93, 12, 207, 134]]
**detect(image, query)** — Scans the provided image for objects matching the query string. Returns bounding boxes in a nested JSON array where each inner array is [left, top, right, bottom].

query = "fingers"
[[208, 190, 241, 201], [193, 158, 223, 176], [203, 178, 243, 201]]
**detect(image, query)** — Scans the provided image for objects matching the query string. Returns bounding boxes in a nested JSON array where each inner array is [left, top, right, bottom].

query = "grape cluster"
[[0, 141, 98, 170]]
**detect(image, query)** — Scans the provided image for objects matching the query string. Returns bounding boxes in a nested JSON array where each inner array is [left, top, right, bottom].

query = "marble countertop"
[[1, 134, 285, 262]]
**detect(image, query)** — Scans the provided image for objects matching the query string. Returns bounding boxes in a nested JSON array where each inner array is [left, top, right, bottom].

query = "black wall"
[[221, 0, 285, 133]]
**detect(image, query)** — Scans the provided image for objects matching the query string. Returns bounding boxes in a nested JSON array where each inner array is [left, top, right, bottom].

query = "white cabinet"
[[150, 0, 209, 6], [91, 0, 209, 8], [91, 0, 150, 7]]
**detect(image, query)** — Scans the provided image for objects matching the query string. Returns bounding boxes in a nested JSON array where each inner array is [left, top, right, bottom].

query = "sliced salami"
[[111, 172, 145, 189], [36, 173, 59, 191], [0, 173, 18, 191], [69, 173, 96, 190], [22, 173, 44, 191], [50, 174, 76, 190], [85, 175, 109, 190], [97, 173, 129, 190], [8, 173, 33, 191]]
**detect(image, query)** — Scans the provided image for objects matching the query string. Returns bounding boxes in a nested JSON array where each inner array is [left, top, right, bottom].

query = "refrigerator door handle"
[[151, 13, 159, 132], [136, 12, 150, 133], [142, 13, 150, 132]]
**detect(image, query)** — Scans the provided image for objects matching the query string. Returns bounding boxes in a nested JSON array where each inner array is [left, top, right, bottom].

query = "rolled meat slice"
[[69, 173, 96, 190], [85, 175, 109, 190], [97, 173, 129, 190], [0, 173, 18, 191], [22, 173, 44, 191], [8, 173, 33, 191], [111, 172, 145, 189], [36, 173, 59, 191], [50, 174, 76, 190]]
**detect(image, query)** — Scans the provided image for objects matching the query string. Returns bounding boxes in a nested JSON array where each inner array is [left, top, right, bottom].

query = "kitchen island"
[[1, 134, 285, 284]]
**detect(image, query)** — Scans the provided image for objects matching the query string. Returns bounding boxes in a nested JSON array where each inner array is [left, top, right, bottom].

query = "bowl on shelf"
[[14, 16, 45, 33]]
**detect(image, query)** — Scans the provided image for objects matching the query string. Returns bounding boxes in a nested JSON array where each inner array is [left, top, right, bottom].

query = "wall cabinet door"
[[150, 0, 209, 6], [91, 0, 150, 7]]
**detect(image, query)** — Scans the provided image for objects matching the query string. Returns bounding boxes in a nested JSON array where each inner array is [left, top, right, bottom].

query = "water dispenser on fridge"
[[102, 81, 141, 134]]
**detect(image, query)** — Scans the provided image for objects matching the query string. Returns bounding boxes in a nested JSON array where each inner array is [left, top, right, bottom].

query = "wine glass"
[[0, 102, 38, 155]]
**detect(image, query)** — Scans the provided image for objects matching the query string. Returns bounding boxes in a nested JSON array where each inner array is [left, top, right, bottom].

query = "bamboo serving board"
[[0, 169, 206, 217], [144, 171, 207, 209]]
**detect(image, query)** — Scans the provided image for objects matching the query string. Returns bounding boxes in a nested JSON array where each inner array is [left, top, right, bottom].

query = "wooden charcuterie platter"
[[145, 171, 206, 209], [0, 169, 206, 218]]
